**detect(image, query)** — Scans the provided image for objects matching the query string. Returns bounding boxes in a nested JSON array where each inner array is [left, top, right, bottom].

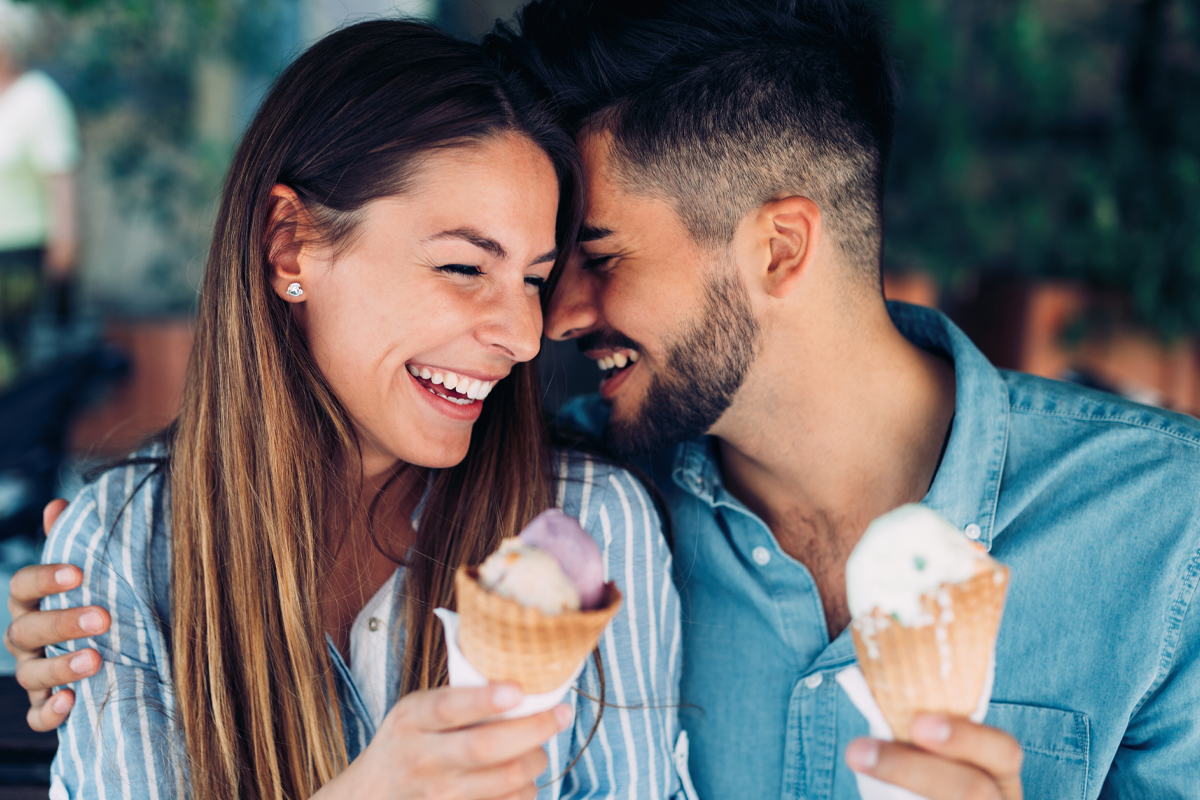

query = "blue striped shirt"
[[42, 447, 687, 800]]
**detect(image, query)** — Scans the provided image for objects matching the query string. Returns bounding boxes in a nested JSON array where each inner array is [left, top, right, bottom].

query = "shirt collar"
[[671, 302, 1010, 550]]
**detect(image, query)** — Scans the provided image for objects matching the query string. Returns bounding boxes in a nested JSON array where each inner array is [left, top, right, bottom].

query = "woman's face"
[[282, 134, 560, 476]]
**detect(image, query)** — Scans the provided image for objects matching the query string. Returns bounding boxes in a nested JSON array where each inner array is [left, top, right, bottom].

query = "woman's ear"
[[740, 195, 822, 300], [266, 185, 315, 303]]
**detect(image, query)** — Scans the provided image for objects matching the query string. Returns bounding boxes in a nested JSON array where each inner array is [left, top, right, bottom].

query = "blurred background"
[[0, 0, 1198, 792]]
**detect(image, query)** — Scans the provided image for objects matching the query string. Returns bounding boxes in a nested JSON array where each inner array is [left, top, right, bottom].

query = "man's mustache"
[[576, 330, 642, 354]]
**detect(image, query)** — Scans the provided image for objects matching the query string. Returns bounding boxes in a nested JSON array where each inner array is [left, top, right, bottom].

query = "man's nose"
[[546, 257, 601, 341]]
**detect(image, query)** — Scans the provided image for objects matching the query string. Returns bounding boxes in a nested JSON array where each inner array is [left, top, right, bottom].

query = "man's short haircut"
[[487, 0, 898, 283]]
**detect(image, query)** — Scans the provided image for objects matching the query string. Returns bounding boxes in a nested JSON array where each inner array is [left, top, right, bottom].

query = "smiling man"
[[488, 1, 1200, 798]]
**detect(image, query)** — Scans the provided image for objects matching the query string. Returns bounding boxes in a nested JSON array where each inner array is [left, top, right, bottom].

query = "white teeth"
[[443, 372, 458, 390], [463, 379, 477, 399], [420, 367, 432, 380], [431, 372, 443, 385], [427, 387, 472, 405], [597, 359, 608, 371], [455, 379, 469, 395], [628, 351, 639, 362], [613, 352, 628, 369], [408, 365, 420, 376], [414, 369, 499, 403], [479, 381, 492, 399]]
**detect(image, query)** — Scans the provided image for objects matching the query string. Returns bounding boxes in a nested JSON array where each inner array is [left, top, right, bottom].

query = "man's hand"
[[3, 499, 111, 732], [845, 714, 1023, 800]]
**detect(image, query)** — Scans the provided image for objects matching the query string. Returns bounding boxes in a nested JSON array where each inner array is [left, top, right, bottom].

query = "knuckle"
[[430, 693, 457, 727], [1001, 740, 1025, 774], [962, 774, 1002, 800], [463, 731, 492, 764]]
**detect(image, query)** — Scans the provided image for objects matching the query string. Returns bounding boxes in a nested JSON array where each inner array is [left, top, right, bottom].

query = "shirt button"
[[804, 673, 823, 689], [965, 524, 982, 540], [367, 617, 381, 632], [752, 546, 771, 565]]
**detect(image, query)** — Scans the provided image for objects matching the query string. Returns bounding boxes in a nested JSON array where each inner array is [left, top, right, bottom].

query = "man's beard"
[[606, 270, 760, 458]]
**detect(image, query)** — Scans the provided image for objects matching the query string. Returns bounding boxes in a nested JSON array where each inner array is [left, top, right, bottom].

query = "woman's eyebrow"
[[426, 227, 507, 258]]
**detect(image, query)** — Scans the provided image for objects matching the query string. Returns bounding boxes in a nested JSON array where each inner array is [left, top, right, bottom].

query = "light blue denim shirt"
[[561, 302, 1200, 800], [41, 448, 687, 800]]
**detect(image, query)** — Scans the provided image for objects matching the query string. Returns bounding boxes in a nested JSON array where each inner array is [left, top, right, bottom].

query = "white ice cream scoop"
[[477, 539, 582, 615], [846, 504, 989, 626]]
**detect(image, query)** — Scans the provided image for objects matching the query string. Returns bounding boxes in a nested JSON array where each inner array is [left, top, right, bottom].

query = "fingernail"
[[79, 611, 103, 633], [69, 653, 91, 674], [845, 738, 880, 771], [55, 568, 75, 586], [493, 684, 522, 709], [53, 692, 73, 713], [912, 714, 952, 743], [554, 704, 574, 730]]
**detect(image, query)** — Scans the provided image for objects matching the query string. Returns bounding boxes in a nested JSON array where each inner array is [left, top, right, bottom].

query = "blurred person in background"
[[0, 0, 80, 384]]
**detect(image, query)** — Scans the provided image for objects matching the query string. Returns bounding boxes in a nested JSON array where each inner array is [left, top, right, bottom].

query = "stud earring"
[[286, 282, 304, 297]]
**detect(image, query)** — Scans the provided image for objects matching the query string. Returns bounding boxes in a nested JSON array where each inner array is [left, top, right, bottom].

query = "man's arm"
[[3, 500, 110, 731], [1099, 556, 1200, 798]]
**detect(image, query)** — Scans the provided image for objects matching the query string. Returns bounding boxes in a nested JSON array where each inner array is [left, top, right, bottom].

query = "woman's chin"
[[394, 431, 472, 470]]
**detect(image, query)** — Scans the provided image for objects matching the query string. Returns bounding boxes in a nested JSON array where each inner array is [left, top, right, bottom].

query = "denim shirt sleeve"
[[1100, 545, 1200, 798], [540, 453, 687, 800], [42, 466, 184, 800]]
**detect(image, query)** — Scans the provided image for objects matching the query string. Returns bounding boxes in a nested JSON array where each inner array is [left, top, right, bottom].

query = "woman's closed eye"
[[437, 264, 484, 278]]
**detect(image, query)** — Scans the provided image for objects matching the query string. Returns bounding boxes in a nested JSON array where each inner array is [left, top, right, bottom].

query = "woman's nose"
[[546, 258, 601, 342], [477, 282, 542, 363]]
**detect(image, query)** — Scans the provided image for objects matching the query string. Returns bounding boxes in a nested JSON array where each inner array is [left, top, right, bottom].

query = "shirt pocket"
[[985, 702, 1090, 800]]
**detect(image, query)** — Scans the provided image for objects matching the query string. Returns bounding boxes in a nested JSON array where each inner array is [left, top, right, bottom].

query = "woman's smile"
[[406, 363, 505, 422]]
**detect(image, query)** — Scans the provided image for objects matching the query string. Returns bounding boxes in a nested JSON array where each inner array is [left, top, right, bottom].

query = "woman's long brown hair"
[[169, 21, 581, 800]]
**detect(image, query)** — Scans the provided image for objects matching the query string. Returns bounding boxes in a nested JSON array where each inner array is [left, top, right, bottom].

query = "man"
[[8, 1, 1200, 798], [489, 1, 1199, 797]]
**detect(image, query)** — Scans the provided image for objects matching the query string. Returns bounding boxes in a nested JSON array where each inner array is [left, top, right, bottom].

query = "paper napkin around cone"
[[451, 567, 622, 694]]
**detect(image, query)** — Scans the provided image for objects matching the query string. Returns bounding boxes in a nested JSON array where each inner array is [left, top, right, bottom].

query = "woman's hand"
[[3, 499, 110, 731], [845, 714, 1023, 800], [317, 683, 572, 800]]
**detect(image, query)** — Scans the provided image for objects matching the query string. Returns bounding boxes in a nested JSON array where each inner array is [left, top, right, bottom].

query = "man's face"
[[547, 132, 759, 456]]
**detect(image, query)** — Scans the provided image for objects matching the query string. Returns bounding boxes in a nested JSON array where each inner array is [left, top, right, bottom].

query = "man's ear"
[[266, 184, 317, 303], [741, 195, 822, 299]]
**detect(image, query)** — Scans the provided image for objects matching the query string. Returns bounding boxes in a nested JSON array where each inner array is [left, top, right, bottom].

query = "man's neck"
[[712, 296, 955, 636]]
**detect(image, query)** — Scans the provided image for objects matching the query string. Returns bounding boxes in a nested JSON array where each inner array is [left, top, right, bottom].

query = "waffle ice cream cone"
[[455, 567, 623, 694], [850, 564, 1008, 742], [846, 505, 1010, 742]]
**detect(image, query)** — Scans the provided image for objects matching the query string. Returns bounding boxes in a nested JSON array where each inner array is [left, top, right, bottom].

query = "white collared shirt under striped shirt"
[[42, 446, 689, 800]]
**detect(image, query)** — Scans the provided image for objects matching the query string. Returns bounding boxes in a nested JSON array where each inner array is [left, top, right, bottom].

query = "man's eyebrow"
[[530, 247, 559, 266], [426, 228, 506, 259], [579, 225, 614, 243]]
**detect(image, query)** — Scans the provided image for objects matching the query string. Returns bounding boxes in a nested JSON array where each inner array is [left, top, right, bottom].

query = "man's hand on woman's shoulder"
[[3, 498, 110, 731]]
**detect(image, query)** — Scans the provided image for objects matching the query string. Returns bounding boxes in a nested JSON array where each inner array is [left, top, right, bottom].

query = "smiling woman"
[[13, 18, 684, 800]]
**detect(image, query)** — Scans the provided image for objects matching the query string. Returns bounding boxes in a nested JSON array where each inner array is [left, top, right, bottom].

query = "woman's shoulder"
[[42, 446, 172, 614], [552, 447, 666, 556]]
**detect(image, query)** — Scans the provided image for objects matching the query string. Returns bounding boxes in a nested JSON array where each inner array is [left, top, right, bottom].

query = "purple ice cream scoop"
[[519, 509, 607, 609]]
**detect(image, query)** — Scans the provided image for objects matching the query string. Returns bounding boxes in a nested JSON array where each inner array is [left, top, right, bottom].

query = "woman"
[[19, 20, 682, 800]]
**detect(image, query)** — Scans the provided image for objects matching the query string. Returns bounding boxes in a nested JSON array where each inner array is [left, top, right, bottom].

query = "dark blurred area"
[[0, 0, 1198, 789]]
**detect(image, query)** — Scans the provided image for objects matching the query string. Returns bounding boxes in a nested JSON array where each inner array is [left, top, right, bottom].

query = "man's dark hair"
[[487, 0, 898, 283]]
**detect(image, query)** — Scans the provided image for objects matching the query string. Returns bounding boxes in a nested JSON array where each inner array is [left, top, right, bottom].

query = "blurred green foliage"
[[879, 0, 1200, 338], [15, 0, 300, 312]]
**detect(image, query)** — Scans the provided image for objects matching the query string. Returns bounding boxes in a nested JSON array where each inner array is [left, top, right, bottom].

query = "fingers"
[[908, 714, 1023, 793], [43, 498, 69, 537], [845, 719, 1024, 800], [27, 688, 75, 733], [405, 684, 527, 732], [440, 705, 572, 770], [458, 747, 548, 800], [16, 647, 101, 692], [7, 564, 80, 611], [5, 605, 109, 654]]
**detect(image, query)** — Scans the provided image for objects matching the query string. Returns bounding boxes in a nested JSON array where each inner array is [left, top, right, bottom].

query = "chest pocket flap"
[[985, 702, 1090, 800]]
